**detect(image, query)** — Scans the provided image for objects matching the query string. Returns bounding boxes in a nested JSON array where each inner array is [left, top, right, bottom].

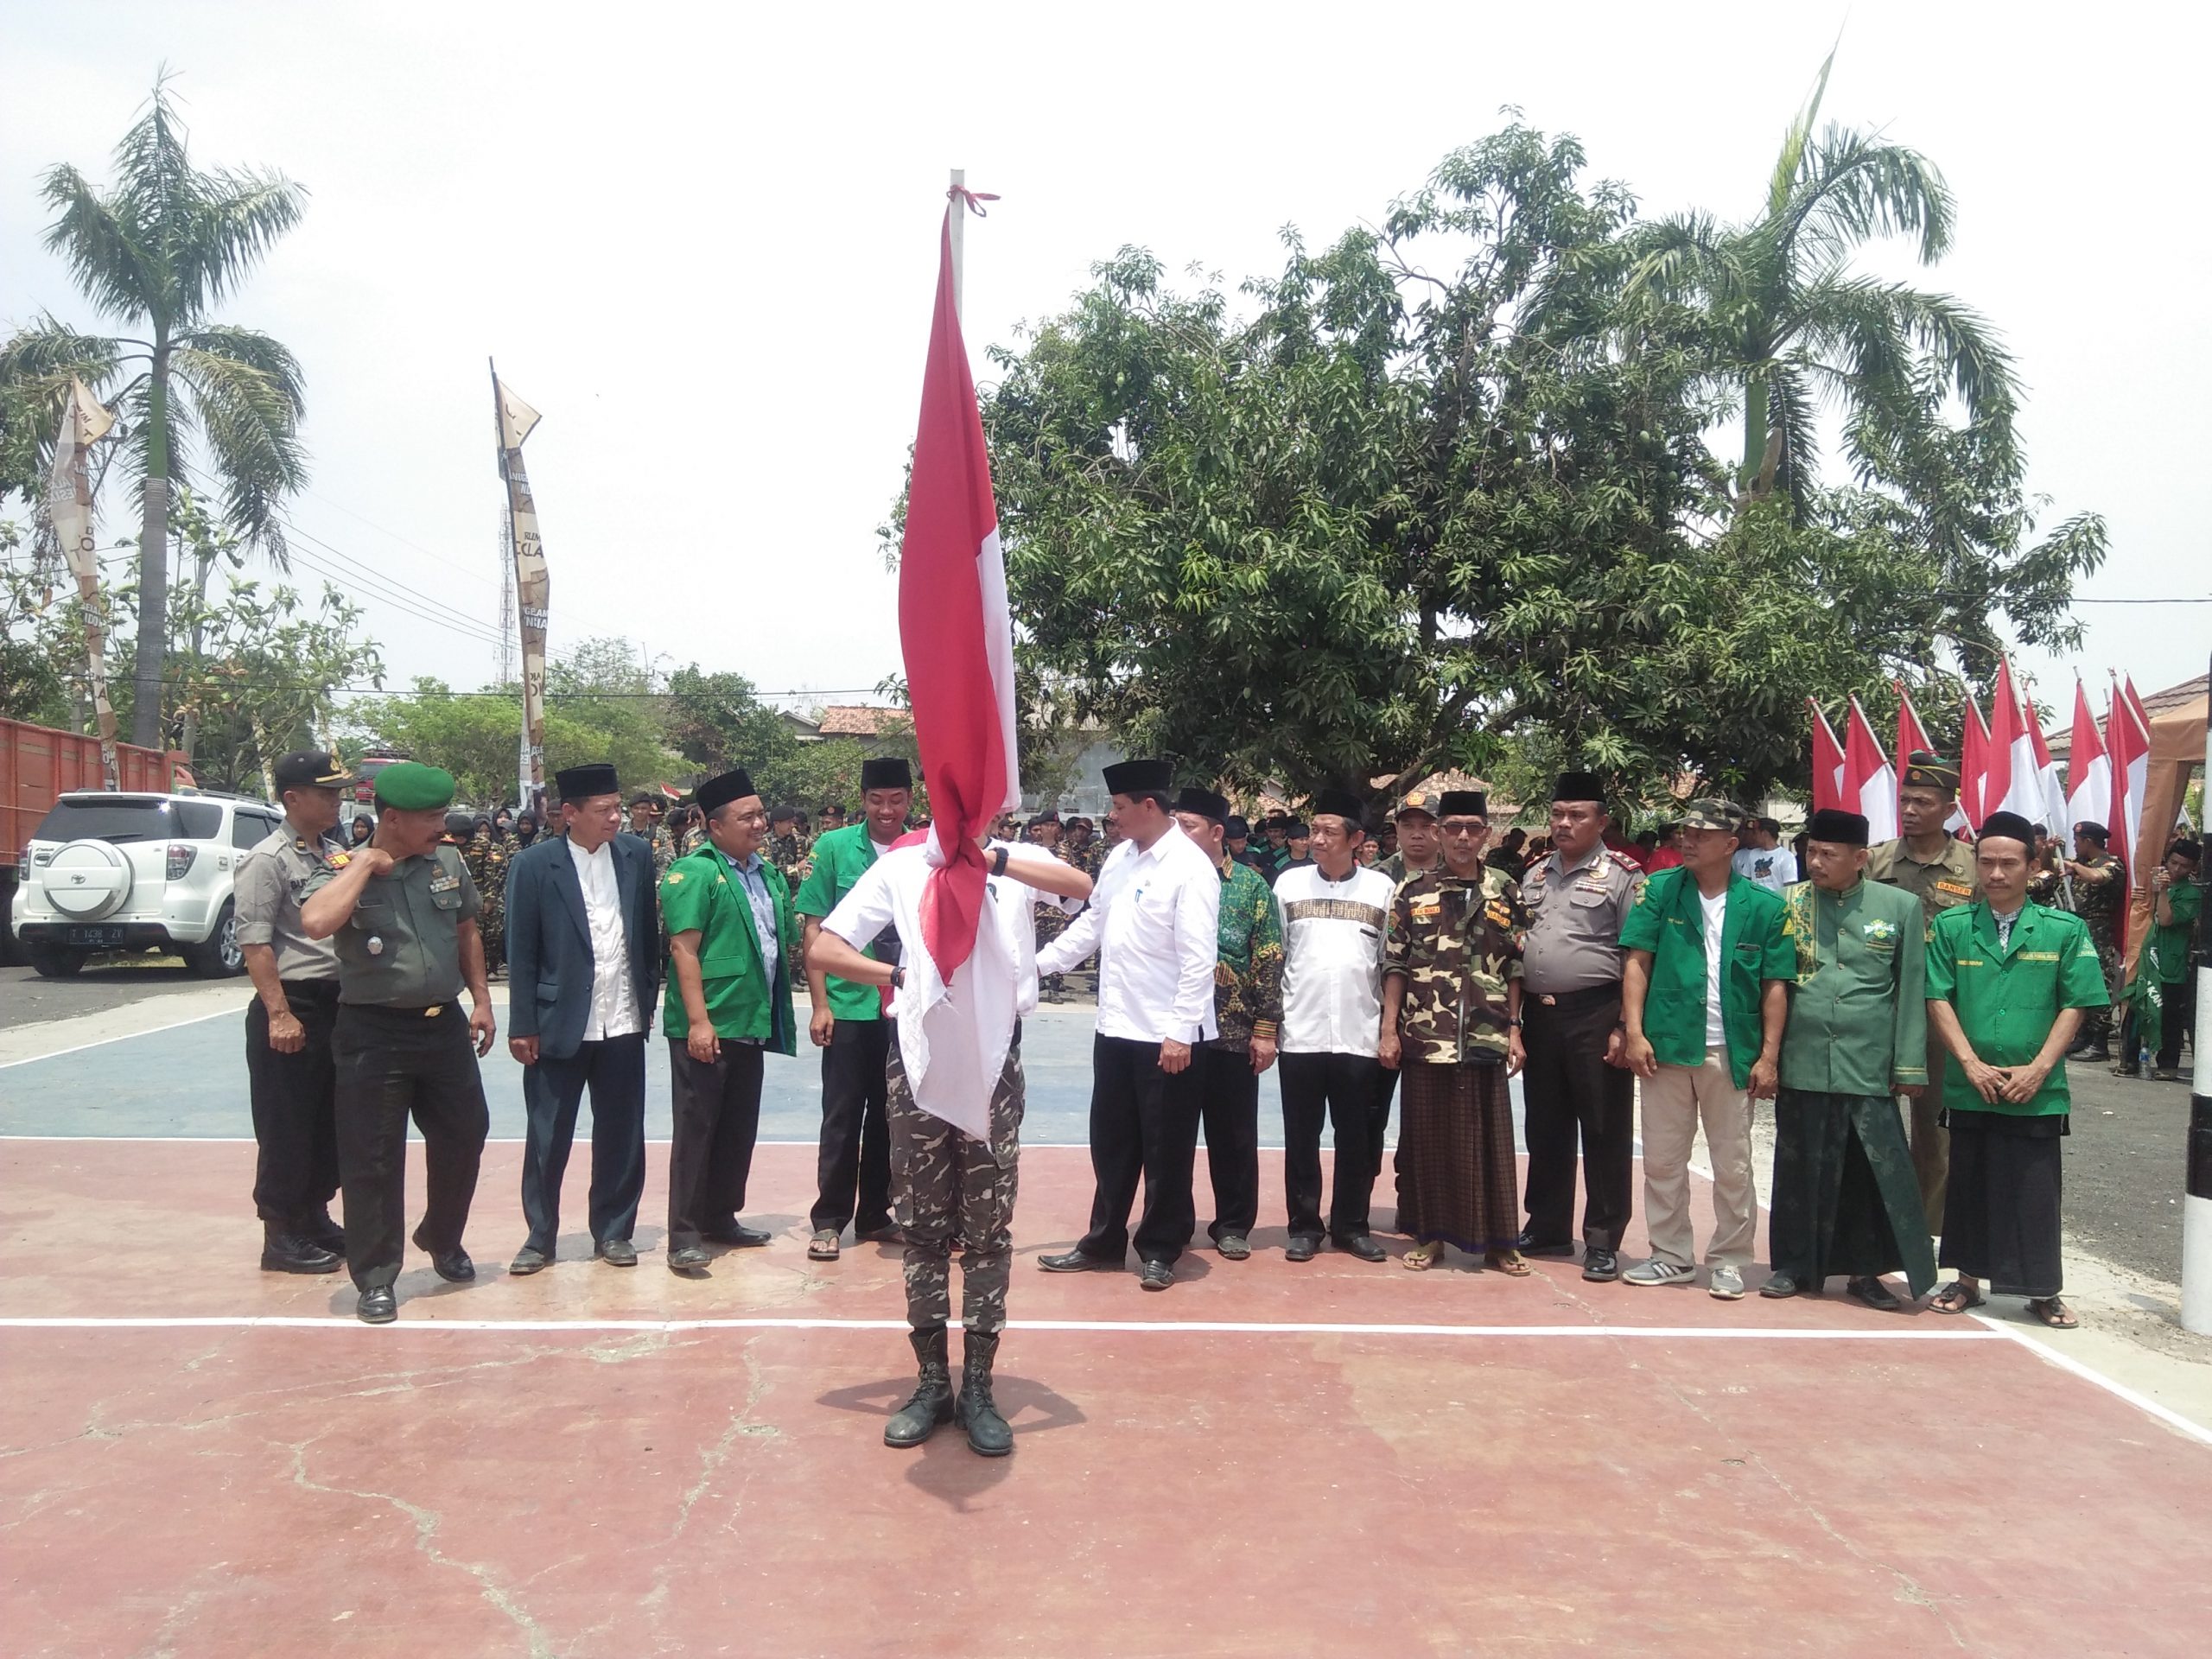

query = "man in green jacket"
[[1618, 798, 1793, 1300], [1764, 809, 1936, 1309], [1926, 810, 2111, 1328], [660, 766, 800, 1274]]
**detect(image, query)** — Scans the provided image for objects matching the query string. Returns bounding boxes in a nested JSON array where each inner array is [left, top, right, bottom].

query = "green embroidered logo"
[[1862, 918, 1898, 946]]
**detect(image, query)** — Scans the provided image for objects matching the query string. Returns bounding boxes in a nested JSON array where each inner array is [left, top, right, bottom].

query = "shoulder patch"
[[665, 870, 685, 884], [327, 849, 351, 869]]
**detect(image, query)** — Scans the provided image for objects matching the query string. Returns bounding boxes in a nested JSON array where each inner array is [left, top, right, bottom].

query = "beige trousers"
[[1639, 1046, 1758, 1269]]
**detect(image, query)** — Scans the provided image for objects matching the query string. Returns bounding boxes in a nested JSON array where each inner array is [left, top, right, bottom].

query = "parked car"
[[10, 791, 285, 979]]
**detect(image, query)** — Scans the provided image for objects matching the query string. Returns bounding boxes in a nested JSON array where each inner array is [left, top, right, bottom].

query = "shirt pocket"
[[349, 897, 395, 934], [430, 886, 463, 912]]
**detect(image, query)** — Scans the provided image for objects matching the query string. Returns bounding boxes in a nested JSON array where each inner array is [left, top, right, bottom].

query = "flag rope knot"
[[948, 185, 1000, 215]]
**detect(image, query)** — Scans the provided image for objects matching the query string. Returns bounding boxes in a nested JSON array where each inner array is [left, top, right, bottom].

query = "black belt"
[[1526, 982, 1622, 1012], [280, 977, 341, 1000]]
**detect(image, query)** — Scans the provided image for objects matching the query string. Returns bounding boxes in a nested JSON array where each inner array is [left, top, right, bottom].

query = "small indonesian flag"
[[1809, 700, 1846, 813], [1843, 696, 1899, 842]]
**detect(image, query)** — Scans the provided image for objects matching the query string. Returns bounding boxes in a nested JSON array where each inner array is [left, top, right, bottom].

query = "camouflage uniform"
[[2065, 850, 2126, 1047], [1373, 850, 1439, 892], [461, 830, 510, 976], [766, 830, 812, 893], [886, 1039, 1023, 1332], [1384, 866, 1529, 1062]]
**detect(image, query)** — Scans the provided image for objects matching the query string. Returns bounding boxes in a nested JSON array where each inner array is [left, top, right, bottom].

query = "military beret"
[[373, 761, 458, 811], [2074, 821, 2109, 843]]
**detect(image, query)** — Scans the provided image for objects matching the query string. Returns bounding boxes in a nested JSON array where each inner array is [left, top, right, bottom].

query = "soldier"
[[1224, 814, 1268, 877], [1063, 815, 1103, 876], [299, 762, 497, 1324], [809, 817, 1094, 1455], [1027, 813, 1076, 1001], [819, 801, 849, 836], [1275, 819, 1315, 884], [2062, 823, 2125, 1063], [625, 791, 661, 841], [461, 817, 509, 978], [1172, 786, 1282, 1261], [1374, 791, 1442, 889], [233, 749, 355, 1274], [1867, 750, 1979, 1233], [1517, 771, 1646, 1281], [766, 804, 813, 893]]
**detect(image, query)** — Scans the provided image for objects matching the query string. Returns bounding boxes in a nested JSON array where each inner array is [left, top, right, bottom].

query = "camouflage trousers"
[[887, 1039, 1025, 1333], [2079, 939, 2122, 1043]]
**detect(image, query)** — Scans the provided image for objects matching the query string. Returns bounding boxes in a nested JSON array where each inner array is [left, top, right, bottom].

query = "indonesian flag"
[[2107, 673, 2154, 887], [2022, 682, 2069, 856], [1809, 700, 1846, 812], [1895, 682, 1967, 835], [1983, 658, 2044, 827], [1843, 696, 1899, 842], [892, 203, 1025, 1137], [2064, 678, 2111, 842], [1960, 691, 1991, 832]]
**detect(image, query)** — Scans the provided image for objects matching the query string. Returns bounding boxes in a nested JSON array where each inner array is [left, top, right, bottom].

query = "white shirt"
[[1731, 844, 1798, 894], [1700, 887, 1727, 1048], [567, 835, 643, 1041], [1036, 826, 1220, 1043], [1274, 861, 1395, 1056]]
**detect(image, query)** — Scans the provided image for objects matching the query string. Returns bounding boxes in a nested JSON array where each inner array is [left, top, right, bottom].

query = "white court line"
[[0, 1004, 241, 1069], [1974, 1315, 2212, 1447], [0, 1313, 2005, 1340]]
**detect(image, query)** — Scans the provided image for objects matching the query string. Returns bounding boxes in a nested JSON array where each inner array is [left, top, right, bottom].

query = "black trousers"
[[2157, 970, 2196, 1072], [333, 1001, 490, 1293], [1278, 1050, 1385, 1241], [811, 1018, 893, 1236], [667, 1039, 765, 1249], [1077, 1033, 1203, 1267], [519, 1032, 647, 1252], [1371, 1064, 1402, 1208], [245, 978, 341, 1226], [1520, 986, 1636, 1250], [1196, 1042, 1260, 1239]]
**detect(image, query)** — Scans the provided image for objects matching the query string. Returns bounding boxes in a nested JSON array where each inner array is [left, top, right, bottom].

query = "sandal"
[[2027, 1296, 2078, 1329], [1402, 1243, 1442, 1272], [807, 1230, 842, 1262], [1485, 1249, 1532, 1277], [1929, 1281, 1986, 1315]]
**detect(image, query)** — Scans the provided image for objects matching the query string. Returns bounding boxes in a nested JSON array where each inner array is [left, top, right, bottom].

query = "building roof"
[[812, 705, 907, 737], [2044, 674, 2206, 760]]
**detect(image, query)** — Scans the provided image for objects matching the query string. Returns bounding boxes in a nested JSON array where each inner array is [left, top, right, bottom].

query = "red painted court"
[[3, 1139, 2208, 1656]]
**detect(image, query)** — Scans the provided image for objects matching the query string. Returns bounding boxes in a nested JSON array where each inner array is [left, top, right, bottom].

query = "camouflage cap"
[[1393, 790, 1438, 822], [1680, 797, 1747, 834]]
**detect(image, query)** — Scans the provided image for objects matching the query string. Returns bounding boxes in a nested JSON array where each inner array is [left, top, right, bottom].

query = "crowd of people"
[[226, 741, 2201, 1455]]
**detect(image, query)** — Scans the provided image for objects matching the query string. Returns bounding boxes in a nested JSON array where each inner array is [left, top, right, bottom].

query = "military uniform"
[[1374, 849, 1439, 889], [2063, 849, 2125, 1052], [461, 828, 509, 976], [1868, 832, 1979, 1232], [1197, 852, 1283, 1246], [766, 829, 813, 893]]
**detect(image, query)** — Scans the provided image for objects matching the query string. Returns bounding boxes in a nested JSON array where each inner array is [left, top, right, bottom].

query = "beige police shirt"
[[1867, 836, 1979, 931], [302, 845, 480, 1007], [232, 823, 342, 982], [1520, 842, 1645, 995]]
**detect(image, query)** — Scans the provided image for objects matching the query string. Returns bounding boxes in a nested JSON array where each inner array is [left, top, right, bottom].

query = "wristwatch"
[[991, 847, 1009, 877], [892, 964, 906, 990]]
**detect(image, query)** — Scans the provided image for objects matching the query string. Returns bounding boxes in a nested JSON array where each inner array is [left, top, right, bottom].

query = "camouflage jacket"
[[2065, 850, 2125, 944], [1210, 858, 1284, 1048], [766, 831, 812, 890], [461, 832, 510, 909], [1383, 866, 1528, 1065]]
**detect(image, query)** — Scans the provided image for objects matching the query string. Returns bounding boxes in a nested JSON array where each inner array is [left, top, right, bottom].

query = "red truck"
[[2, 717, 182, 964]]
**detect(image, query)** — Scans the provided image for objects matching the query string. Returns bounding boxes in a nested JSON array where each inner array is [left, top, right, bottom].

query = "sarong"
[[1938, 1107, 2065, 1299], [1769, 1089, 1936, 1296], [1397, 1060, 1520, 1254]]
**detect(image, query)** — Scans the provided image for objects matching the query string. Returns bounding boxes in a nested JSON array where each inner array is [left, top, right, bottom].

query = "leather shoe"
[[1846, 1274, 1904, 1313], [1581, 1248, 1620, 1282], [1138, 1259, 1174, 1291], [1036, 1249, 1120, 1273], [1215, 1233, 1251, 1261], [411, 1228, 474, 1282], [597, 1237, 639, 1267], [1334, 1233, 1388, 1262], [669, 1245, 711, 1273], [261, 1230, 341, 1274], [356, 1286, 397, 1324], [1284, 1236, 1320, 1263], [1515, 1230, 1577, 1258], [703, 1224, 772, 1249], [1759, 1270, 1805, 1299], [303, 1208, 347, 1254], [509, 1246, 550, 1275]]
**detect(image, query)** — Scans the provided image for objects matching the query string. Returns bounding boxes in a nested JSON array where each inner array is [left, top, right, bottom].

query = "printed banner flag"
[[2064, 678, 2112, 843], [492, 372, 550, 804], [1809, 700, 1846, 813], [47, 379, 119, 787], [1843, 696, 1899, 842]]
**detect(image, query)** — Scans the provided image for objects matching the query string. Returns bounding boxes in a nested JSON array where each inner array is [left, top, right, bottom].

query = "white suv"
[[10, 791, 284, 979]]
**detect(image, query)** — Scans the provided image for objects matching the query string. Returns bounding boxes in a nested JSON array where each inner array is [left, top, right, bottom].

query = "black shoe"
[[1846, 1274, 1904, 1313], [1138, 1260, 1174, 1291], [508, 1246, 550, 1275], [596, 1237, 638, 1267], [1036, 1249, 1120, 1273], [885, 1326, 955, 1449], [411, 1227, 474, 1282], [1581, 1248, 1620, 1282], [1515, 1230, 1578, 1258], [1759, 1270, 1806, 1299], [356, 1286, 397, 1324], [1215, 1233, 1251, 1261], [303, 1208, 347, 1254], [855, 1223, 904, 1245], [957, 1330, 1014, 1457], [703, 1224, 772, 1248], [1334, 1233, 1387, 1262], [2065, 1041, 2110, 1063], [1284, 1236, 1320, 1263], [261, 1228, 341, 1274], [669, 1245, 711, 1274]]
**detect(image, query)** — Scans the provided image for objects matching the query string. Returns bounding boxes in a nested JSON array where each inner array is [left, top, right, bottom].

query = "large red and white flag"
[[893, 202, 1024, 1137], [1843, 696, 1900, 842], [1981, 660, 2044, 826], [1960, 694, 1992, 832], [1809, 700, 1846, 812], [2064, 677, 2112, 840], [2107, 673, 2154, 887], [1895, 681, 1968, 835], [2019, 677, 2069, 854]]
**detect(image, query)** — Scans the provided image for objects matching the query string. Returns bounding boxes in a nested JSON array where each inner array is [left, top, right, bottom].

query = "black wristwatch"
[[892, 964, 907, 990], [991, 846, 1009, 877]]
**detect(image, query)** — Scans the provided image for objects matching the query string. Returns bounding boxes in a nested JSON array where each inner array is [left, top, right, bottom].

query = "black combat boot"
[[883, 1325, 954, 1449], [956, 1329, 1014, 1457], [261, 1223, 340, 1274]]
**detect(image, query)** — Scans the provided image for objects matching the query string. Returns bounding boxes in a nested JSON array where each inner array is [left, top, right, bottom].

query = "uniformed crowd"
[[228, 740, 2196, 1450]]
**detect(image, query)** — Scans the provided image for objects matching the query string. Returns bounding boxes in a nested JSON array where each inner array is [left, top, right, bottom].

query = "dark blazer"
[[505, 830, 661, 1060]]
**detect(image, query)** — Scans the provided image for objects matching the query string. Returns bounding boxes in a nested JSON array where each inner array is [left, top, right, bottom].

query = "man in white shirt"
[[1732, 816, 1799, 894], [1274, 788, 1397, 1262], [1034, 760, 1222, 1291], [810, 825, 1092, 1457], [501, 763, 661, 1274]]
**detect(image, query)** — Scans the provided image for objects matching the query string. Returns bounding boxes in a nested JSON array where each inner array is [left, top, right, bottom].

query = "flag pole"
[[949, 168, 966, 322], [2186, 652, 2212, 1336]]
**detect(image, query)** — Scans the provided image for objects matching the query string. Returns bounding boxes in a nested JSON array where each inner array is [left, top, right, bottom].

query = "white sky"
[[4, 1, 2206, 732]]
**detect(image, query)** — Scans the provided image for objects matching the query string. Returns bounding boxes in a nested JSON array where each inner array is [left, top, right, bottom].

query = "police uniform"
[[1518, 772, 1646, 1268], [1868, 751, 1979, 1232], [233, 750, 353, 1271], [300, 763, 493, 1317]]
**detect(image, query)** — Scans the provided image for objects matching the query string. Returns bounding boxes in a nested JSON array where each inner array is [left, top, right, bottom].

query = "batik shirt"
[[1208, 857, 1283, 1049], [1382, 866, 1527, 1065]]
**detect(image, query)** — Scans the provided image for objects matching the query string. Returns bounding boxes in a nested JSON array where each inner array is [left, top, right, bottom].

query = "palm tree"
[[1625, 50, 2016, 517], [1, 73, 307, 747]]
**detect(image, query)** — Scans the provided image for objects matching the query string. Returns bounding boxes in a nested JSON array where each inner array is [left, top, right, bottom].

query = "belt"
[[341, 999, 463, 1020], [1526, 982, 1622, 1012], [280, 977, 341, 998]]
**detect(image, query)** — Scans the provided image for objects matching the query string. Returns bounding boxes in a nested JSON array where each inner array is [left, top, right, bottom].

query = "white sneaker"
[[1622, 1258, 1695, 1287], [1708, 1264, 1745, 1300]]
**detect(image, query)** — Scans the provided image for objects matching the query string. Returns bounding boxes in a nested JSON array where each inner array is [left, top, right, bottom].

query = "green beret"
[[373, 761, 458, 811]]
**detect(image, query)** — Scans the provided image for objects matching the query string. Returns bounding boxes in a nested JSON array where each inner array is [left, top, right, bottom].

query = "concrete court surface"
[[4, 989, 2212, 1656]]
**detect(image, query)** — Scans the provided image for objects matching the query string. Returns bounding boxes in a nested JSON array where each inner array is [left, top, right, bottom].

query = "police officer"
[[234, 749, 354, 1273], [301, 761, 496, 1324], [1517, 771, 1646, 1281]]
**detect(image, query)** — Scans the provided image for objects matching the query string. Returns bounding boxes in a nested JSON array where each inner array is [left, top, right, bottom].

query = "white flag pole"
[[948, 168, 966, 323]]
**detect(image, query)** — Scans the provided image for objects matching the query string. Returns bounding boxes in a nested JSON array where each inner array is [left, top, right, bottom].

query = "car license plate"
[[69, 926, 126, 949]]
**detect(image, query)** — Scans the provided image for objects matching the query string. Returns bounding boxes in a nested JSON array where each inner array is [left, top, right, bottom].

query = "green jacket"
[[1618, 866, 1793, 1086], [658, 847, 799, 1052], [1777, 878, 1928, 1096], [1925, 899, 2109, 1116], [791, 823, 890, 1021]]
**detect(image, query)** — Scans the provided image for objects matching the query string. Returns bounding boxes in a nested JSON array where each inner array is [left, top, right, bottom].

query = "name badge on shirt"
[[1935, 880, 1972, 899]]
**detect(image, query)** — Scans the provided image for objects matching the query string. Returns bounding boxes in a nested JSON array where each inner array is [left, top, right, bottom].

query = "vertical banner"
[[492, 366, 550, 807], [48, 379, 119, 788]]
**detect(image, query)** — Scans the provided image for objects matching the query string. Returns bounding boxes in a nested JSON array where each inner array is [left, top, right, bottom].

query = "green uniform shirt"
[[658, 847, 798, 1052], [2149, 877, 2203, 982], [1924, 899, 2108, 1117], [791, 823, 893, 1021], [301, 845, 480, 1007], [1618, 868, 1794, 1086], [1867, 835, 1979, 933], [1777, 878, 1928, 1095]]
